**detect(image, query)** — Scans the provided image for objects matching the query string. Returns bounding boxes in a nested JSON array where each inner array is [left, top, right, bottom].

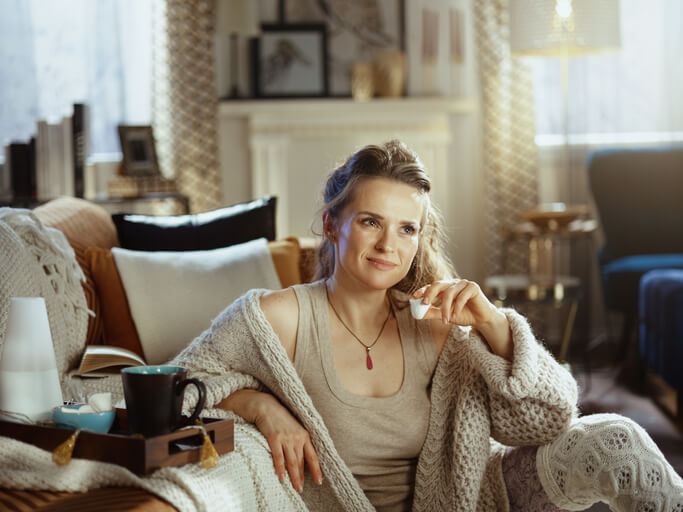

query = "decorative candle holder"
[[0, 297, 63, 423]]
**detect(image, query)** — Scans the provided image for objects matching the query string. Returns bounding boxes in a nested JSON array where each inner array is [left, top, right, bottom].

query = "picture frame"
[[284, 0, 405, 97], [251, 23, 329, 98], [405, 0, 467, 97], [117, 125, 160, 177]]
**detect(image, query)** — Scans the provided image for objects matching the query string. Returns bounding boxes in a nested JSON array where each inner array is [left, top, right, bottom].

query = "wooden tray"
[[0, 408, 234, 475]]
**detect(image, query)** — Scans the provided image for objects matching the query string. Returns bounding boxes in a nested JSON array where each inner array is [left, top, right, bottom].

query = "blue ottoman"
[[639, 269, 683, 390]]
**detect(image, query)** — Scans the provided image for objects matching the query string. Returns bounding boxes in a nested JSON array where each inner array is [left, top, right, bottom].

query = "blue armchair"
[[587, 147, 683, 359]]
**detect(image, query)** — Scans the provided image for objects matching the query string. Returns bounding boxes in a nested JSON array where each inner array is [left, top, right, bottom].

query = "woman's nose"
[[375, 229, 395, 252]]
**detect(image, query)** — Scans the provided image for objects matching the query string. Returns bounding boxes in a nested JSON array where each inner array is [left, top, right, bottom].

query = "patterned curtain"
[[473, 0, 539, 276], [152, 0, 222, 213]]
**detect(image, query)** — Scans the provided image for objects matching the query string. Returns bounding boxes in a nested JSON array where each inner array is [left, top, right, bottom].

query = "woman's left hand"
[[414, 279, 498, 328], [414, 279, 513, 360]]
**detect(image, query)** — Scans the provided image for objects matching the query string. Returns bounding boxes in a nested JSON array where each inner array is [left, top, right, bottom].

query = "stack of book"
[[1, 103, 89, 204]]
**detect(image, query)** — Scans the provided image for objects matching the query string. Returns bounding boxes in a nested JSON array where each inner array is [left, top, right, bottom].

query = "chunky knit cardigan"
[[171, 282, 580, 511]]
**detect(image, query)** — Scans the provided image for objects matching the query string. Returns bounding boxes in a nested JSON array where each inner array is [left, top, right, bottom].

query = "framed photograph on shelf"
[[251, 23, 329, 98], [405, 0, 467, 97], [284, 0, 405, 97], [117, 125, 160, 177]]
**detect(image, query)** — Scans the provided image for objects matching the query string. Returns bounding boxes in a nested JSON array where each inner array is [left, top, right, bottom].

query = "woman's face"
[[330, 177, 424, 291]]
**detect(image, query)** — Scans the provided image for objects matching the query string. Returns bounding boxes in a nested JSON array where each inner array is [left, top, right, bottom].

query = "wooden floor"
[[566, 342, 682, 511]]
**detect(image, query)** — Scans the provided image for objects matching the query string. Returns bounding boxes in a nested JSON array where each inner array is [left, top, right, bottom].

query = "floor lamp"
[[509, 0, 621, 207], [505, 1, 621, 350]]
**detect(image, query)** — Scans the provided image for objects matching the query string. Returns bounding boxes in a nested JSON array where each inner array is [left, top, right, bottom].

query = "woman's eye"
[[362, 218, 378, 227], [402, 225, 416, 235]]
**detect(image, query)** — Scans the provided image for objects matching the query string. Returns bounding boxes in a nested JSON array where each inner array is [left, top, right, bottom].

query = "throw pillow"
[[84, 239, 302, 361], [268, 237, 302, 288], [84, 248, 145, 359], [111, 238, 282, 364], [112, 196, 277, 251]]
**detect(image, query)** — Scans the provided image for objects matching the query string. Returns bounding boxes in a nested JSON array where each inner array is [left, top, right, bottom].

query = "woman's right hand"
[[218, 389, 323, 493]]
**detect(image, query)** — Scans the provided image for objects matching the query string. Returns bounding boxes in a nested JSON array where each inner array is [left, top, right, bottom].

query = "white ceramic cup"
[[409, 297, 432, 320]]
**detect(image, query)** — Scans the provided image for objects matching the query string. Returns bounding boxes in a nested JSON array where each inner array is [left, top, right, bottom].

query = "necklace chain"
[[325, 284, 392, 370]]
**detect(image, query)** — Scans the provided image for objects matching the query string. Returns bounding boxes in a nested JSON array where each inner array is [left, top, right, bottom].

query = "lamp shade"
[[509, 0, 621, 57], [217, 0, 260, 37], [0, 297, 63, 422]]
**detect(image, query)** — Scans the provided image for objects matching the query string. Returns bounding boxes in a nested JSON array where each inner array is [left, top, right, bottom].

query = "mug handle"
[[177, 378, 207, 428]]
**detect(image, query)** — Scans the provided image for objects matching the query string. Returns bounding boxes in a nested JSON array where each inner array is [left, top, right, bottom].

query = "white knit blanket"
[[0, 208, 88, 380], [0, 421, 307, 512]]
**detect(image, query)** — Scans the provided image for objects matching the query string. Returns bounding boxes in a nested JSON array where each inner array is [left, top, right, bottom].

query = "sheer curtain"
[[0, 0, 152, 157]]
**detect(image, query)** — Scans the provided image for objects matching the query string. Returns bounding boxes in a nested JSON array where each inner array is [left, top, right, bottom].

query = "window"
[[0, 0, 152, 157]]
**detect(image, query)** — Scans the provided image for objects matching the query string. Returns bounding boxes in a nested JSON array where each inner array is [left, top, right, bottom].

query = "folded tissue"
[[52, 393, 115, 433]]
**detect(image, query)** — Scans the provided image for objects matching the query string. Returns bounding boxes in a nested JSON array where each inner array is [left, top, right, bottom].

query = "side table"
[[485, 219, 598, 363]]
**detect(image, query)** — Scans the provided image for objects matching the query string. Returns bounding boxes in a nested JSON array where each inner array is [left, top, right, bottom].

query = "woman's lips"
[[367, 257, 398, 271]]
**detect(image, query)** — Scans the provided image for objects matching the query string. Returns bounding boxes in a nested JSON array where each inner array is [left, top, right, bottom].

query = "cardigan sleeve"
[[170, 291, 270, 416], [462, 308, 579, 446]]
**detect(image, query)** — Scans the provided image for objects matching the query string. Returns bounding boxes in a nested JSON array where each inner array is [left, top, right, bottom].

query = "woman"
[[174, 141, 682, 511]]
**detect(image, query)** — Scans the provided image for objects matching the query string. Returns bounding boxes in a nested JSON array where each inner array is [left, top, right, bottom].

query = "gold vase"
[[373, 51, 406, 98], [351, 62, 375, 101]]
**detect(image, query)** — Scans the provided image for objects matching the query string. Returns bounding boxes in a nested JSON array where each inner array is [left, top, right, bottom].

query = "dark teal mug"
[[121, 365, 206, 437]]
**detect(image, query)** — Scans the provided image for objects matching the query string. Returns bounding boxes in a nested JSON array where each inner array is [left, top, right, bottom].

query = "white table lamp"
[[0, 297, 63, 423]]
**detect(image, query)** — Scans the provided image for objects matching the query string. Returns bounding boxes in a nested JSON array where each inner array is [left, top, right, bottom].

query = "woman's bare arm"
[[215, 288, 322, 492]]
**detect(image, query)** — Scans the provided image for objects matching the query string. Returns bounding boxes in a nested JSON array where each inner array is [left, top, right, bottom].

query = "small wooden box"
[[0, 409, 234, 475]]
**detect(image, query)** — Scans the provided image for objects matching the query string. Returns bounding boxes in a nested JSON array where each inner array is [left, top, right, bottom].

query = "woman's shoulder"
[[259, 285, 307, 360], [260, 287, 299, 322]]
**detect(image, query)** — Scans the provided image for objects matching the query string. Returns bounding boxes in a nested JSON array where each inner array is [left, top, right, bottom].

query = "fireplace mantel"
[[217, 97, 477, 241]]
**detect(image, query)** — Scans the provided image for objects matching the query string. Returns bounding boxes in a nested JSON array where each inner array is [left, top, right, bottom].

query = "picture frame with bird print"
[[251, 23, 329, 98]]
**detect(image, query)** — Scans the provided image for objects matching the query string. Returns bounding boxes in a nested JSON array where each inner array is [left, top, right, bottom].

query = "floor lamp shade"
[[509, 0, 621, 57], [0, 297, 63, 422]]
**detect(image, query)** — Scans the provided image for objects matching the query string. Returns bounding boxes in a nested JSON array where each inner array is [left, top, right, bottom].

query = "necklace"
[[325, 285, 392, 370]]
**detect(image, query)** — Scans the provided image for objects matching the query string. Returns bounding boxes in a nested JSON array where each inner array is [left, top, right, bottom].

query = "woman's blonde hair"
[[314, 140, 456, 295]]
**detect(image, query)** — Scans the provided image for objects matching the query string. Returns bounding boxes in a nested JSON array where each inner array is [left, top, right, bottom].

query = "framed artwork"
[[405, 0, 466, 97], [283, 0, 405, 97], [251, 23, 329, 98], [117, 125, 160, 177]]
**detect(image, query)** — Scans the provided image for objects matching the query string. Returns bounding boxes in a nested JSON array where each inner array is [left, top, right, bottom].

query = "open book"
[[76, 345, 146, 377]]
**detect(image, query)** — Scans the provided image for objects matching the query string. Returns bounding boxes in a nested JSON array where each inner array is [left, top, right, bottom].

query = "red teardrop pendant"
[[366, 351, 373, 370]]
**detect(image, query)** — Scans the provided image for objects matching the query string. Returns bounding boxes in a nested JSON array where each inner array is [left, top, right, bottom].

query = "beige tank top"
[[292, 281, 439, 512]]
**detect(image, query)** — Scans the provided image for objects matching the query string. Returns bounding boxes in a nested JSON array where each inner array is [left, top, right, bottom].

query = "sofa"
[[0, 195, 318, 511]]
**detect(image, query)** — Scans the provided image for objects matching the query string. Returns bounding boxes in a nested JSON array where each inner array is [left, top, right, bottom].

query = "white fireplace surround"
[[218, 97, 482, 278]]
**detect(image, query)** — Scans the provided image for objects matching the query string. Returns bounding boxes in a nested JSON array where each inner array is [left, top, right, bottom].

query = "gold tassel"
[[52, 430, 80, 466], [195, 419, 219, 469]]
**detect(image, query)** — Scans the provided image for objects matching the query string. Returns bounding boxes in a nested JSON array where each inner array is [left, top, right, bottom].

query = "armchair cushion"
[[602, 254, 683, 315], [112, 196, 277, 251]]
